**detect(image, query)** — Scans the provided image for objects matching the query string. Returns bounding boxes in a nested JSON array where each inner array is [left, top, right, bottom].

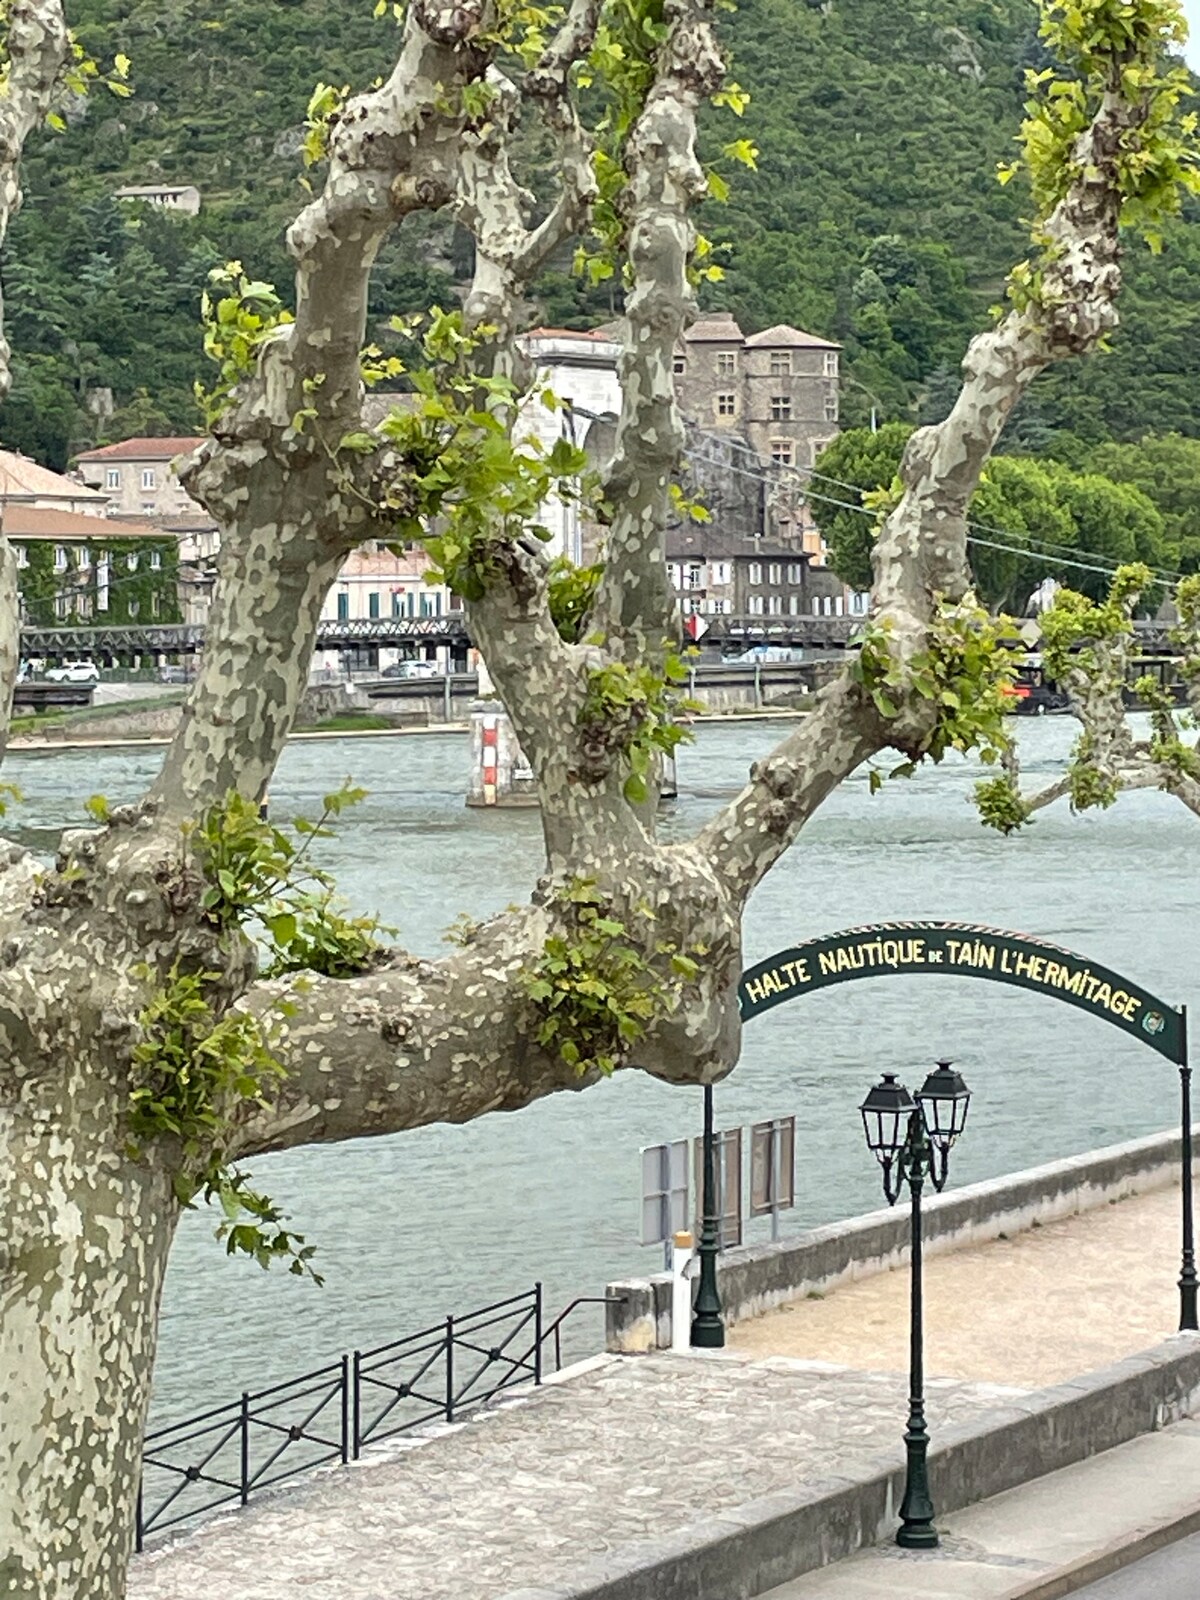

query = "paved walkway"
[[129, 1352, 1027, 1600], [763, 1416, 1200, 1599], [731, 1182, 1185, 1387]]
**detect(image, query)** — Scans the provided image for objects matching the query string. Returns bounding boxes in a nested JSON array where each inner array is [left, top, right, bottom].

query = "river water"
[[6, 717, 1197, 1424]]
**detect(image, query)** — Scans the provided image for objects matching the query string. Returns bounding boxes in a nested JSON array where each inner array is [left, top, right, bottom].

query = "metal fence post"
[[240, 1392, 250, 1506], [534, 1283, 543, 1387], [135, 1482, 144, 1554], [340, 1354, 350, 1464], [1180, 1006, 1198, 1332], [352, 1349, 362, 1459], [445, 1316, 455, 1422]]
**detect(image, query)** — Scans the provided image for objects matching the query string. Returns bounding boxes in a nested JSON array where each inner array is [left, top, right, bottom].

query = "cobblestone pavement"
[[129, 1352, 1029, 1600], [730, 1182, 1185, 1387]]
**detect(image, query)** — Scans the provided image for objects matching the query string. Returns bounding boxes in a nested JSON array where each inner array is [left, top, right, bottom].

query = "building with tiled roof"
[[0, 449, 109, 515], [74, 437, 205, 522], [674, 315, 841, 477], [5, 502, 180, 626]]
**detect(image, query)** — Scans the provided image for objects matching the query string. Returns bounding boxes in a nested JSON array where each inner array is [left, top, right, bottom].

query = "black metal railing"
[[136, 1285, 621, 1550]]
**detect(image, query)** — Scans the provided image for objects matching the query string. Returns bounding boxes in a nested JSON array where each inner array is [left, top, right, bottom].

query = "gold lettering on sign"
[[746, 930, 1151, 1032]]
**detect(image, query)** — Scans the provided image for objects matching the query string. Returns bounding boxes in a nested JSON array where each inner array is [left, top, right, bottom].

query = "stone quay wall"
[[606, 1126, 1198, 1353]]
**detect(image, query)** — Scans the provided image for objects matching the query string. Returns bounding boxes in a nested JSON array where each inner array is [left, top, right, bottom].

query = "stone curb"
[[494, 1334, 1200, 1600], [996, 1503, 1200, 1600]]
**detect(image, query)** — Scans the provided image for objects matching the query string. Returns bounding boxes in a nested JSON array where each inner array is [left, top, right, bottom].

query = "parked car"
[[159, 664, 191, 684], [44, 660, 100, 683], [381, 659, 441, 680]]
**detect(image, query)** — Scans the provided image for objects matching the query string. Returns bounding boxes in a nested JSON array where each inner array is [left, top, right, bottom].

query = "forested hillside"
[[1, 0, 1197, 468]]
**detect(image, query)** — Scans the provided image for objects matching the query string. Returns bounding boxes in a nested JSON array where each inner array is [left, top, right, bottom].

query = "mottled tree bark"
[[0, 2, 70, 748], [0, 3, 1186, 1596]]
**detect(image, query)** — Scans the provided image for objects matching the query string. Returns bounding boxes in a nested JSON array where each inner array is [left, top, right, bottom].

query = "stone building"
[[673, 312, 841, 472], [114, 184, 202, 216], [0, 449, 109, 517], [74, 437, 206, 520]]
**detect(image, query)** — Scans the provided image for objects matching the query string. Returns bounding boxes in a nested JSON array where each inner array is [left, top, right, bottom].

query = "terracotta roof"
[[74, 436, 206, 462], [743, 324, 841, 350], [0, 449, 109, 503], [3, 505, 171, 541], [522, 327, 616, 342], [684, 313, 744, 343]]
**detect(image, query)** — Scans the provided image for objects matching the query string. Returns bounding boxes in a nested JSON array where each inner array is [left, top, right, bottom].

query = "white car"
[[44, 660, 100, 684]]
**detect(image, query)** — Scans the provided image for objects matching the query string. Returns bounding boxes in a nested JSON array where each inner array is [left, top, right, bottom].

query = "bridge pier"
[[466, 699, 538, 809]]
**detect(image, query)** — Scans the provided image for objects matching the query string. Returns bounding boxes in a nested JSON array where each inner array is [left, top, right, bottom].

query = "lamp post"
[[859, 1061, 971, 1550], [691, 1084, 726, 1348]]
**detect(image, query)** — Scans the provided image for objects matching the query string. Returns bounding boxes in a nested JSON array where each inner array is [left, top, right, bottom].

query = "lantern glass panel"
[[859, 1073, 915, 1162], [916, 1061, 971, 1149]]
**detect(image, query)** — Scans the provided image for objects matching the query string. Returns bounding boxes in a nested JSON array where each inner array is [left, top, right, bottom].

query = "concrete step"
[[762, 1416, 1200, 1600]]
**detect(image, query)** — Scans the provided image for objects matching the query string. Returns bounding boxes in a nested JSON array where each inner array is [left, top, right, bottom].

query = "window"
[[150, 550, 162, 570], [75, 546, 89, 568], [368, 591, 380, 619], [687, 563, 702, 590], [710, 561, 730, 586], [823, 351, 839, 377], [710, 598, 728, 614], [14, 544, 27, 568], [787, 563, 803, 584], [788, 594, 800, 615], [770, 396, 792, 421], [53, 545, 68, 571], [673, 354, 686, 375], [810, 437, 834, 464], [811, 598, 821, 615], [823, 596, 834, 616], [126, 552, 139, 572], [336, 591, 349, 620], [851, 591, 870, 615], [105, 467, 121, 490], [835, 594, 845, 616], [767, 594, 782, 615], [770, 440, 795, 466], [141, 467, 157, 490], [716, 392, 737, 417], [55, 594, 70, 619], [768, 563, 781, 585], [748, 561, 762, 585], [824, 395, 839, 422], [747, 594, 764, 615], [769, 352, 792, 376], [151, 593, 161, 618], [392, 590, 403, 616], [141, 503, 156, 515], [716, 351, 737, 376], [128, 599, 140, 619]]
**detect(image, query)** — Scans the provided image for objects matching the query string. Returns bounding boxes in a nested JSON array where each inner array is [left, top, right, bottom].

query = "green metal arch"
[[739, 920, 1185, 1065]]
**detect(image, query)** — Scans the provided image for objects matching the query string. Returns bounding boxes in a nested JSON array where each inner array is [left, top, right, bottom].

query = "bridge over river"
[[16, 613, 1184, 662]]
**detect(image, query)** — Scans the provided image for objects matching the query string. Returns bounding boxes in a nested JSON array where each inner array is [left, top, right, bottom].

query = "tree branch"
[[152, 14, 485, 816], [588, 0, 724, 656], [695, 68, 1158, 902], [0, 0, 70, 398]]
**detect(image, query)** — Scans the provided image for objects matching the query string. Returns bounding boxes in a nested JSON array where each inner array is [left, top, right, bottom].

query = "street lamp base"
[[690, 1316, 726, 1349], [896, 1522, 939, 1550]]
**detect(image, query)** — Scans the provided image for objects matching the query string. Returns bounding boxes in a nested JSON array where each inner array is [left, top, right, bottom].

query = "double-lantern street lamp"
[[860, 1060, 972, 1550]]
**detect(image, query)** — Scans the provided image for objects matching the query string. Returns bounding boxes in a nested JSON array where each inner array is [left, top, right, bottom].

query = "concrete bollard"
[[671, 1231, 694, 1352]]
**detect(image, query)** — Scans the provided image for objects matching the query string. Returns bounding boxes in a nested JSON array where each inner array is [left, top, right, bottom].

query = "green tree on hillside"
[[1087, 433, 1200, 570], [812, 430, 1170, 608]]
